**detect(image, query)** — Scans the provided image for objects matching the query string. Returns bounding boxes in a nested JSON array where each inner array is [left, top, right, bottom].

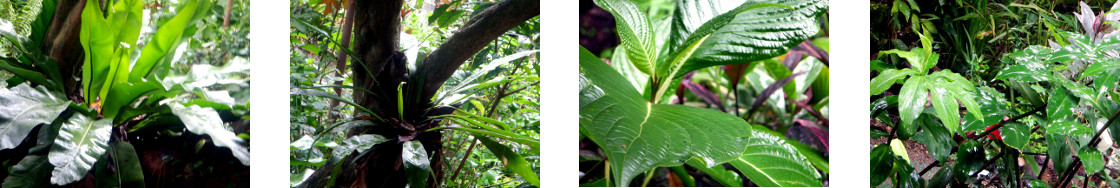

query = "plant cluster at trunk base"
[[289, 0, 540, 187], [578, 0, 829, 186], [871, 1, 1120, 187]]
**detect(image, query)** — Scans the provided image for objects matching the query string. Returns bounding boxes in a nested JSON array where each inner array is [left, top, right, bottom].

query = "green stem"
[[640, 168, 656, 187]]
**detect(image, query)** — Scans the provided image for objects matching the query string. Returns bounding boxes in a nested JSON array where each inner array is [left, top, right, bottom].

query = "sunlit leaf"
[[728, 126, 822, 187], [0, 83, 69, 150], [48, 114, 111, 185], [169, 103, 249, 165]]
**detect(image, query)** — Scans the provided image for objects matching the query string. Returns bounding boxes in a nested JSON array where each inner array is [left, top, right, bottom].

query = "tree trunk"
[[299, 0, 539, 187]]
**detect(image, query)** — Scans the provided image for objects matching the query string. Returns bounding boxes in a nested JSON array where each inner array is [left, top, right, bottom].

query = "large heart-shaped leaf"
[[658, 0, 826, 79], [401, 140, 430, 188], [593, 0, 658, 75], [169, 103, 250, 165], [0, 83, 69, 150], [728, 126, 822, 187], [48, 114, 112, 185], [579, 47, 751, 185]]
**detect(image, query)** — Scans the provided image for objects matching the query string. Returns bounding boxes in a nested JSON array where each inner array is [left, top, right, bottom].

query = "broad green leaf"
[[878, 33, 936, 74], [1047, 134, 1074, 173], [684, 158, 742, 186], [593, 0, 658, 75], [290, 135, 315, 151], [1048, 120, 1093, 136], [169, 103, 249, 165], [995, 46, 1052, 82], [869, 68, 914, 95], [1048, 87, 1078, 123], [660, 0, 826, 79], [49, 114, 112, 185], [1, 155, 52, 188], [0, 83, 69, 149], [94, 142, 145, 188], [475, 134, 541, 187], [609, 46, 650, 91], [579, 46, 751, 185], [402, 140, 430, 188], [130, 0, 213, 82], [1000, 122, 1030, 150], [1082, 59, 1120, 91], [332, 134, 389, 161], [897, 75, 927, 132], [956, 140, 984, 176], [928, 82, 960, 132], [1079, 148, 1104, 174], [728, 126, 821, 187], [932, 71, 982, 126], [870, 144, 894, 186], [962, 87, 1012, 132], [915, 120, 952, 162]]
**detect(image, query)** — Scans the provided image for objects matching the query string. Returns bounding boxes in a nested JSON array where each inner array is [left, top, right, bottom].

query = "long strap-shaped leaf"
[[579, 47, 751, 186], [728, 125, 822, 187], [475, 134, 541, 187], [129, 0, 214, 82], [48, 114, 111, 185], [0, 83, 69, 150]]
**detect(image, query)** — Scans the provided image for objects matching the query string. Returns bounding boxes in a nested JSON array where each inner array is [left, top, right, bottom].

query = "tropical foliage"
[[289, 0, 539, 187], [0, 0, 249, 187], [871, 1, 1120, 187], [578, 0, 829, 186]]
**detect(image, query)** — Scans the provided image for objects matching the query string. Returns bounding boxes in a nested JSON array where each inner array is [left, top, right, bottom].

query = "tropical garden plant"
[[0, 0, 250, 187], [288, 0, 540, 187], [870, 1, 1120, 187], [578, 0, 829, 186]]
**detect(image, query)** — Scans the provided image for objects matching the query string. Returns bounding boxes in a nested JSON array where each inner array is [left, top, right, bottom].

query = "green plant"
[[0, 0, 249, 186], [870, 1, 1120, 187], [579, 0, 827, 186]]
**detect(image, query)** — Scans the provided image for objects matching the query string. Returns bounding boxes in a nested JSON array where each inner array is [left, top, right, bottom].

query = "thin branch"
[[970, 107, 1045, 140]]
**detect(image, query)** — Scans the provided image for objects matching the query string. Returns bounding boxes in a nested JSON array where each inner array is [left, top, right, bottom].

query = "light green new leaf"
[[0, 83, 69, 149], [169, 103, 249, 165], [475, 133, 541, 187], [660, 0, 826, 79], [130, 0, 213, 82], [594, 0, 658, 75], [928, 83, 960, 132], [728, 126, 822, 187], [869, 68, 915, 96], [579, 47, 751, 185], [48, 114, 111, 185], [401, 140, 430, 188], [79, 0, 115, 103], [1079, 148, 1104, 174]]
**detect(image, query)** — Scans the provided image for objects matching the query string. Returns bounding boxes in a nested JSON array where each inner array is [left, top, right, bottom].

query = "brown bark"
[[43, 0, 87, 100], [329, 1, 357, 120], [222, 0, 233, 28], [416, 0, 540, 101]]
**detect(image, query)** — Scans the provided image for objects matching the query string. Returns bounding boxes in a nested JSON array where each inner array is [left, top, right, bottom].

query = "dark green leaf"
[[1000, 122, 1030, 150], [401, 140, 430, 188], [332, 134, 389, 162], [870, 144, 894, 186], [685, 158, 742, 186], [915, 119, 951, 162], [579, 46, 751, 185], [95, 142, 145, 188], [1047, 134, 1074, 173]]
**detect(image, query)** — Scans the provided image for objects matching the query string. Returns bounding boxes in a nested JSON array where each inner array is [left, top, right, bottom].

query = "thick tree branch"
[[416, 0, 540, 101]]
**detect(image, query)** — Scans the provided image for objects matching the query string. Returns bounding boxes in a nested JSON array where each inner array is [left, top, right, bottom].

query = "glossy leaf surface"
[[332, 134, 389, 161], [593, 0, 658, 75], [1079, 148, 1104, 174], [169, 103, 250, 165], [401, 140, 430, 188], [0, 83, 69, 149], [729, 126, 822, 187], [579, 47, 751, 185], [475, 133, 541, 187], [48, 114, 111, 185]]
